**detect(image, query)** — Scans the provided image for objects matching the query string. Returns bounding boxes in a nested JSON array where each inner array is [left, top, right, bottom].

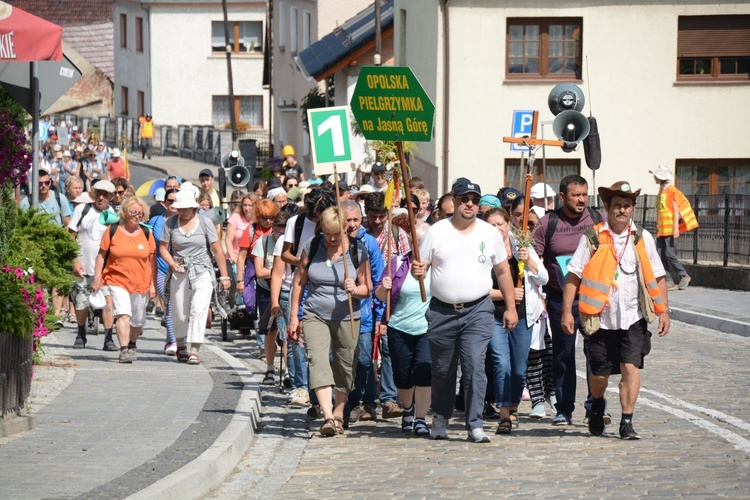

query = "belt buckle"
[[453, 303, 465, 310]]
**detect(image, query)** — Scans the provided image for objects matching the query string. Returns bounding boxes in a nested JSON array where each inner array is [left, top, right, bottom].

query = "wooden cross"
[[502, 110, 564, 150]]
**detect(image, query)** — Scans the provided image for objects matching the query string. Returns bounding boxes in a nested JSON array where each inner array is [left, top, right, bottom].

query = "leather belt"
[[431, 296, 485, 311]]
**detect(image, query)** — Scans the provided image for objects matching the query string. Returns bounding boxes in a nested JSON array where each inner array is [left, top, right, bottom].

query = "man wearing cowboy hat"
[[561, 181, 670, 440], [650, 165, 697, 291]]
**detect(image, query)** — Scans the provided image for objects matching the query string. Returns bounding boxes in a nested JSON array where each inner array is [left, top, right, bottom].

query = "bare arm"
[[493, 259, 518, 330], [210, 239, 230, 290], [224, 223, 237, 262], [288, 251, 310, 341], [561, 273, 582, 335]]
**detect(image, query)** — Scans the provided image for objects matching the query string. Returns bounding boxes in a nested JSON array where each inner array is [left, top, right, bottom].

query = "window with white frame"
[[279, 2, 286, 48], [211, 21, 263, 53], [503, 158, 579, 193], [303, 11, 311, 50], [212, 96, 263, 128], [290, 7, 298, 53]]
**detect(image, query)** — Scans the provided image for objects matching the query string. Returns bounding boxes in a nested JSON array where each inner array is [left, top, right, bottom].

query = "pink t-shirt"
[[228, 212, 251, 255]]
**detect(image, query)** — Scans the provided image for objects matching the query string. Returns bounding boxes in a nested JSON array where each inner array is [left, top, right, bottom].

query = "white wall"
[[114, 1, 151, 117], [149, 5, 268, 127], [397, 0, 750, 196]]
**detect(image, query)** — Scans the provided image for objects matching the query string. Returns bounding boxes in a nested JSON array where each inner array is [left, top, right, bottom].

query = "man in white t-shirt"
[[411, 178, 518, 443], [68, 180, 117, 350]]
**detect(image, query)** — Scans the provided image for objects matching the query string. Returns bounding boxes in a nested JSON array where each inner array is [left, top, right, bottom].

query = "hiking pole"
[[333, 163, 357, 338], [396, 141, 426, 302]]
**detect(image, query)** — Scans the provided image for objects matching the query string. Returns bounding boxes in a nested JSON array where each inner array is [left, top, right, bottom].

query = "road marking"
[[577, 370, 750, 457]]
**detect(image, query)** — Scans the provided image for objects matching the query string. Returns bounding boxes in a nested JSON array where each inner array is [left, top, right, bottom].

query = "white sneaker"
[[164, 343, 177, 355], [287, 388, 310, 406], [430, 415, 448, 440], [468, 427, 491, 443]]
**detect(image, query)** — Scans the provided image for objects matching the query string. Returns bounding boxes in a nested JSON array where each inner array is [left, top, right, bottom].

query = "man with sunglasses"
[[20, 169, 71, 227], [68, 180, 117, 350], [411, 178, 518, 443]]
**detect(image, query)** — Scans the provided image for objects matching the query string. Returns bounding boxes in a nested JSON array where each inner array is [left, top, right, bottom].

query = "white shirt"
[[68, 204, 111, 275], [567, 222, 665, 330], [282, 214, 317, 290], [419, 218, 507, 304]]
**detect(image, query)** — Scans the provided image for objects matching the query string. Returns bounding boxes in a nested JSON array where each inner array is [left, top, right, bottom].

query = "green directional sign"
[[307, 106, 353, 176], [350, 66, 435, 142]]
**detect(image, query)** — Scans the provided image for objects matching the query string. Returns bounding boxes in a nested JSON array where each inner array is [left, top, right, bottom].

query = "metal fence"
[[0, 334, 33, 420], [48, 113, 272, 171]]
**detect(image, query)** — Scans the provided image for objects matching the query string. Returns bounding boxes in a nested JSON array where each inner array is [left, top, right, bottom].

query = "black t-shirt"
[[150, 203, 167, 218], [284, 164, 303, 180], [492, 255, 526, 320]]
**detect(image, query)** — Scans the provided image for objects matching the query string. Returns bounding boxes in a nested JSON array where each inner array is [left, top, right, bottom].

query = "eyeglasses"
[[165, 199, 176, 204], [39, 180, 51, 187], [128, 211, 144, 219], [115, 190, 126, 195], [458, 195, 481, 205]]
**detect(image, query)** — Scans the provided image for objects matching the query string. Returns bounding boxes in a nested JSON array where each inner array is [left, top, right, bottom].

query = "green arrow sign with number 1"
[[307, 106, 353, 176]]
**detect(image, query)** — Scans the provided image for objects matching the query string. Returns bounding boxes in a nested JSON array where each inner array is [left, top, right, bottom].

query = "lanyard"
[[607, 224, 630, 282]]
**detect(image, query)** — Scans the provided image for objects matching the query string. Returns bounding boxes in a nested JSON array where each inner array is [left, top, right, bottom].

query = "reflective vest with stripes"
[[578, 223, 667, 318], [141, 120, 154, 139], [656, 184, 698, 237]]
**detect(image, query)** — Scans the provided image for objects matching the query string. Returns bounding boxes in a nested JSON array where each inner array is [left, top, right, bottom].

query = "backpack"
[[583, 223, 643, 255], [75, 202, 94, 231], [305, 233, 360, 271]]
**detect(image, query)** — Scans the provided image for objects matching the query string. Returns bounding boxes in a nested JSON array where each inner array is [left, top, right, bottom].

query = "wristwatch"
[[665, 308, 672, 316]]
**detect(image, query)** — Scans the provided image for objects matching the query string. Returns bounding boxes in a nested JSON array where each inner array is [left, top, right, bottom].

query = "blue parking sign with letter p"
[[510, 110, 535, 152]]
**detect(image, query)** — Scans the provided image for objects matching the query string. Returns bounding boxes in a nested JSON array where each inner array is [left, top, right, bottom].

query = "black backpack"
[[305, 233, 360, 271], [103, 222, 151, 267]]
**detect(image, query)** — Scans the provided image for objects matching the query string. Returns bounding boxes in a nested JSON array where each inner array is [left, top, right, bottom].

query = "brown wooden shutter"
[[678, 15, 750, 57]]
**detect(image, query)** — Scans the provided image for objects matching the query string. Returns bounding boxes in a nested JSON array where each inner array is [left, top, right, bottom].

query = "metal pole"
[[31, 62, 40, 208], [723, 192, 730, 267], [374, 0, 382, 66], [222, 0, 237, 149]]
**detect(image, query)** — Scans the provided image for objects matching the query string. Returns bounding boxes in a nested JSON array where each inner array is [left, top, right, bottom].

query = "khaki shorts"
[[303, 312, 360, 393]]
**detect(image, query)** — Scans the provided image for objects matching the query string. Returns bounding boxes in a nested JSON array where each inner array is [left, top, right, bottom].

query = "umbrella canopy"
[[0, 2, 63, 62], [135, 178, 166, 197]]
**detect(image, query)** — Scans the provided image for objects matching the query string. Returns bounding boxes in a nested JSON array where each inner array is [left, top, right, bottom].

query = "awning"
[[0, 1, 63, 62]]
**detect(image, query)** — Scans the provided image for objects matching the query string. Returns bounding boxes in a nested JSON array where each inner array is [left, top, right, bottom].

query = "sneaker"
[[588, 398, 606, 436], [430, 415, 449, 440], [73, 336, 86, 349], [262, 371, 275, 385], [164, 343, 177, 356], [667, 282, 679, 291], [381, 401, 403, 419], [551, 413, 572, 426], [349, 404, 365, 423], [468, 427, 491, 443], [546, 394, 558, 414], [283, 372, 292, 389], [529, 403, 546, 419], [619, 420, 641, 440], [119, 349, 132, 364], [287, 388, 310, 406], [146, 300, 155, 314], [483, 402, 501, 420], [678, 275, 691, 290], [401, 404, 415, 432], [307, 403, 323, 420], [129, 347, 137, 362], [103, 340, 118, 351], [155, 306, 165, 317]]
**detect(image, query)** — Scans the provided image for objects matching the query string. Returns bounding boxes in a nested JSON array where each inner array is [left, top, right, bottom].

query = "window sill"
[[674, 79, 750, 86], [504, 77, 583, 85]]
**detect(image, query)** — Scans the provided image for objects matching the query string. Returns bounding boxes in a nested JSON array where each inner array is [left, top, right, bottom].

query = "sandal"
[[413, 418, 430, 437], [187, 353, 201, 365], [262, 371, 275, 385], [320, 418, 337, 437], [333, 416, 345, 435], [509, 411, 519, 429], [496, 418, 512, 435], [176, 348, 189, 363]]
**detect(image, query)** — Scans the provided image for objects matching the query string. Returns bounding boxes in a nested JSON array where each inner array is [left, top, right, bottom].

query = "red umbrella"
[[0, 1, 63, 62]]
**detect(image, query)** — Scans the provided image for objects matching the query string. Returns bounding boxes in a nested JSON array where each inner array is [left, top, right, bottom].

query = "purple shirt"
[[534, 208, 600, 294]]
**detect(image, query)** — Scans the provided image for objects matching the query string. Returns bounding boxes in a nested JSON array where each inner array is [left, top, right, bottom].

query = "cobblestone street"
[[211, 320, 750, 498]]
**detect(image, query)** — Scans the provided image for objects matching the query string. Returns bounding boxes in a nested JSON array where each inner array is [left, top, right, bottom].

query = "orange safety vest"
[[579, 223, 667, 317], [141, 120, 154, 139], [656, 185, 698, 237]]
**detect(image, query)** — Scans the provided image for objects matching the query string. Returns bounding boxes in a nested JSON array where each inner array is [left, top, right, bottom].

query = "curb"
[[672, 307, 750, 337], [128, 342, 262, 500]]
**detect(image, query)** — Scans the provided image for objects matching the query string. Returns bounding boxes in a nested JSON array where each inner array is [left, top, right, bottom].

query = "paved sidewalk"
[[669, 285, 750, 336], [0, 317, 263, 500]]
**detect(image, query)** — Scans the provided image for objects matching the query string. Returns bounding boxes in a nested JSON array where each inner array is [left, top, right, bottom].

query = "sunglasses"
[[286, 182, 298, 188], [261, 216, 275, 221], [165, 199, 176, 204], [458, 195, 481, 205], [39, 180, 51, 186], [115, 190, 126, 195]]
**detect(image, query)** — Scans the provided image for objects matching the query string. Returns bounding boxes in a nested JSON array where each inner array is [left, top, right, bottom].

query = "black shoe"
[[307, 404, 322, 420], [146, 300, 155, 314], [483, 402, 501, 420], [588, 398, 606, 436], [103, 340, 118, 351], [619, 421, 641, 440], [155, 306, 164, 317], [73, 336, 86, 349]]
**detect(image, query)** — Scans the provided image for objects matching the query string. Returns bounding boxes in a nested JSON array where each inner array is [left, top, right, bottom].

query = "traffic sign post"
[[307, 106, 354, 176], [349, 66, 435, 142], [510, 110, 535, 152]]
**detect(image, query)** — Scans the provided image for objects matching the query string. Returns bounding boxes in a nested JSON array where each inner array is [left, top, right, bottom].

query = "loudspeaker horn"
[[548, 83, 585, 115], [552, 110, 591, 152], [228, 165, 251, 188]]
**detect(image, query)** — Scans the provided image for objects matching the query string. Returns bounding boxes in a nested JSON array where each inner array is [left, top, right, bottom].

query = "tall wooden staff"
[[395, 142, 427, 302], [333, 163, 357, 338], [385, 189, 393, 320]]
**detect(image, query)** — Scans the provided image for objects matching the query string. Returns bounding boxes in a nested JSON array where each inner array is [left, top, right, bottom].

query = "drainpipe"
[[441, 0, 451, 194]]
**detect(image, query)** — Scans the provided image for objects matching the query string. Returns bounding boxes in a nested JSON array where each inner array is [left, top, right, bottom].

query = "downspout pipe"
[[441, 0, 451, 194]]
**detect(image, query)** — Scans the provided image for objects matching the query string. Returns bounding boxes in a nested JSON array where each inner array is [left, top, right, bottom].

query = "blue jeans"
[[378, 333, 398, 404], [347, 327, 377, 408], [281, 290, 308, 390], [546, 293, 592, 417], [487, 317, 534, 408]]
